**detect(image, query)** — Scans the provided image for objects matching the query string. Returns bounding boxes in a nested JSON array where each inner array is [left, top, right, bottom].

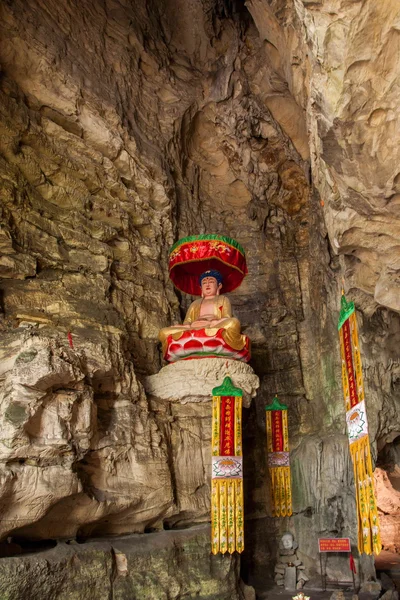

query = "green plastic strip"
[[169, 234, 246, 257], [212, 376, 243, 397], [265, 396, 288, 411], [338, 293, 355, 330]]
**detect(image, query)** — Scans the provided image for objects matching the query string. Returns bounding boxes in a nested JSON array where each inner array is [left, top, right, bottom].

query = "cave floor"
[[375, 550, 400, 590], [257, 551, 400, 599], [258, 588, 357, 600]]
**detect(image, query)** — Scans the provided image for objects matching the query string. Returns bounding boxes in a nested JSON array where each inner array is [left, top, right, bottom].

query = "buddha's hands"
[[191, 318, 223, 328], [191, 319, 212, 328], [208, 319, 222, 327]]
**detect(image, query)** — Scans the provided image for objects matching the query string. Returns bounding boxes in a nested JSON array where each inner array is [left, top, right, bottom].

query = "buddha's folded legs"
[[159, 318, 247, 356], [159, 325, 188, 346], [212, 317, 247, 351]]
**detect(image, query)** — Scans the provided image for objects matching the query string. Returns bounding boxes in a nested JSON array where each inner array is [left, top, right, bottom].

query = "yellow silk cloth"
[[159, 295, 247, 354], [211, 393, 244, 554], [339, 310, 381, 555], [266, 409, 292, 517], [349, 435, 381, 555]]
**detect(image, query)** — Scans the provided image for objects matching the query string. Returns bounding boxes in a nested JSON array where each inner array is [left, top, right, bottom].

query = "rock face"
[[0, 525, 244, 600], [245, 0, 400, 313], [375, 467, 400, 553], [0, 330, 173, 540], [0, 0, 399, 596], [0, 341, 258, 539]]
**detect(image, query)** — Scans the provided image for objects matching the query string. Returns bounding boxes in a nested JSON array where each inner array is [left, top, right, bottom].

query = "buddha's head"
[[199, 270, 223, 298], [281, 532, 294, 550]]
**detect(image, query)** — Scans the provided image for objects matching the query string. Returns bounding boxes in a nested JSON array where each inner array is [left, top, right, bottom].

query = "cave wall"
[[0, 0, 399, 592]]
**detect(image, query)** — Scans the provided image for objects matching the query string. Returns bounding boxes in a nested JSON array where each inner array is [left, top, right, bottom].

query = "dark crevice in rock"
[[0, 537, 57, 558]]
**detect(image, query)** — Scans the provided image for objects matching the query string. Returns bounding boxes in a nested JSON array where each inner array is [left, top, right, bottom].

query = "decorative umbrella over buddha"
[[159, 234, 251, 362]]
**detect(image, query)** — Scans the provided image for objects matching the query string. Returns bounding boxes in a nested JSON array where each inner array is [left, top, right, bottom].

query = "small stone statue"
[[275, 532, 309, 591], [280, 532, 298, 553]]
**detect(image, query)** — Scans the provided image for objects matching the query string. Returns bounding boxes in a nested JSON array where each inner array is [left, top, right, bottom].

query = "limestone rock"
[[0, 330, 173, 540], [380, 572, 396, 591], [374, 467, 400, 553], [144, 358, 259, 407], [381, 592, 399, 600], [359, 580, 382, 597], [0, 525, 242, 600], [330, 592, 345, 600], [239, 579, 257, 600], [275, 565, 285, 574]]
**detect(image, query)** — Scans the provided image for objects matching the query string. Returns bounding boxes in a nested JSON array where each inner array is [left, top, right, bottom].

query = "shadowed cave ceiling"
[[0, 0, 399, 590]]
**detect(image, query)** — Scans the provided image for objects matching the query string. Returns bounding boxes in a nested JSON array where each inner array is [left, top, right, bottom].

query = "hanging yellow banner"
[[211, 376, 244, 554], [338, 293, 381, 555], [265, 396, 292, 517]]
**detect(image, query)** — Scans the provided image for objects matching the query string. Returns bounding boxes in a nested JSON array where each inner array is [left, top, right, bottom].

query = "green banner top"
[[212, 376, 243, 397], [265, 396, 288, 411], [338, 293, 355, 330]]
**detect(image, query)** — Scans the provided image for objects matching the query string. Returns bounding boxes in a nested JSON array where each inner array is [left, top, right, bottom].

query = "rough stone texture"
[[0, 0, 399, 596], [359, 580, 382, 597], [0, 335, 258, 538], [375, 467, 400, 553], [381, 592, 399, 600], [380, 572, 396, 591], [0, 525, 244, 600], [145, 360, 258, 529], [0, 329, 173, 540], [144, 358, 259, 407], [247, 0, 400, 314]]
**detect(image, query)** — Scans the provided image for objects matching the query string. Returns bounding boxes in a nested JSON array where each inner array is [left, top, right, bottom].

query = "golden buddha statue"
[[159, 234, 250, 362], [159, 269, 248, 359]]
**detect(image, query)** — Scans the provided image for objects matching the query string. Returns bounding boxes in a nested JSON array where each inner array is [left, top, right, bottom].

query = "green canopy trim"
[[169, 234, 246, 257]]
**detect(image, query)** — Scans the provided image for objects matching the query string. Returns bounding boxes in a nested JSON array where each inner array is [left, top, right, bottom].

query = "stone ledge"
[[144, 358, 260, 407], [0, 525, 243, 600]]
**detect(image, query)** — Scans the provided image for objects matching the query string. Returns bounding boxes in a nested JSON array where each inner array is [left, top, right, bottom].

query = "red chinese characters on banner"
[[220, 396, 235, 456], [318, 538, 351, 552], [271, 410, 283, 452], [343, 320, 359, 408]]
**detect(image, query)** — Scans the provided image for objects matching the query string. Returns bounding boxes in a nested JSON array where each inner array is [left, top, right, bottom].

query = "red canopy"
[[169, 234, 248, 296]]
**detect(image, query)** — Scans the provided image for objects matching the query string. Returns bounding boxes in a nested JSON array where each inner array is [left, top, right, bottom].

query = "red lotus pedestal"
[[164, 328, 251, 363]]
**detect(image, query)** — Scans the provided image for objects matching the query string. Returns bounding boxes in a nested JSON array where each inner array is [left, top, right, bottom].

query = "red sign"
[[220, 396, 235, 456], [318, 538, 351, 552]]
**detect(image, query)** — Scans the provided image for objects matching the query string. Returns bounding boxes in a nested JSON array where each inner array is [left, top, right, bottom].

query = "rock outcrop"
[[0, 525, 245, 600], [0, 336, 258, 539]]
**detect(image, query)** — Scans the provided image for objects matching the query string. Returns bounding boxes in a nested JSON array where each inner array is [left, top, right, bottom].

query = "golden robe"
[[159, 295, 247, 355]]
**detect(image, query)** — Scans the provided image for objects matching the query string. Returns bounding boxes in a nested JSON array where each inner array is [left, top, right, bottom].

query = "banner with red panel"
[[338, 293, 381, 556], [211, 377, 244, 555], [265, 396, 292, 517]]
